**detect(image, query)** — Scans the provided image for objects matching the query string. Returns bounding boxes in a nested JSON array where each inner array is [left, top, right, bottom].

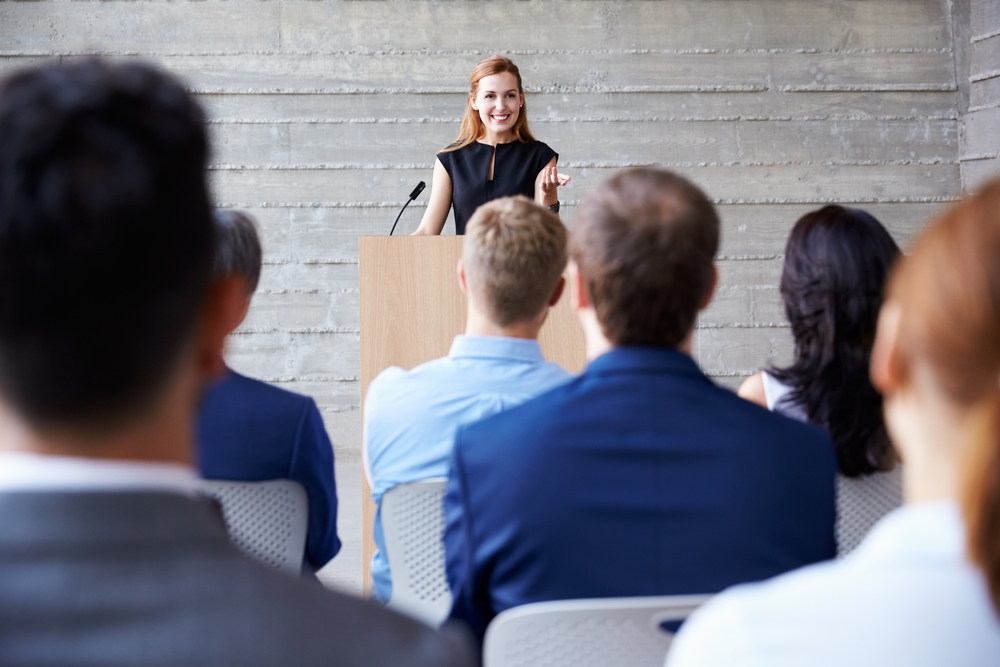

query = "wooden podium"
[[358, 236, 587, 596]]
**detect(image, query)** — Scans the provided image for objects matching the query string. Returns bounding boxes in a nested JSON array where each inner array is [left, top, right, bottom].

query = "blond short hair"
[[463, 196, 567, 327]]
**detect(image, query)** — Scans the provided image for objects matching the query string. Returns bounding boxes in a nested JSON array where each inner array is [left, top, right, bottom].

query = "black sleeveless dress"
[[437, 140, 558, 235]]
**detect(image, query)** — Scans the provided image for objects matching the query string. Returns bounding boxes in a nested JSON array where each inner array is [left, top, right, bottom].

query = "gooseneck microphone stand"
[[389, 181, 426, 235]]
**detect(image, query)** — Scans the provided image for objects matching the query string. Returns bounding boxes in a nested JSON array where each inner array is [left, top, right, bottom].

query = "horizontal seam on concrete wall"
[[207, 160, 959, 170], [217, 196, 961, 208], [232, 327, 360, 333], [972, 29, 1000, 43], [969, 101, 1000, 112], [0, 48, 954, 56], [183, 85, 957, 94], [972, 69, 1000, 83], [203, 115, 959, 123], [959, 153, 1000, 162], [253, 376, 360, 383]]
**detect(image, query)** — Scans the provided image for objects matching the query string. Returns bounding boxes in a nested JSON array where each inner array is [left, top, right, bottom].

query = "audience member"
[[443, 168, 838, 643], [0, 59, 472, 666], [668, 179, 1000, 666], [198, 208, 340, 573], [738, 206, 902, 554], [364, 195, 572, 604]]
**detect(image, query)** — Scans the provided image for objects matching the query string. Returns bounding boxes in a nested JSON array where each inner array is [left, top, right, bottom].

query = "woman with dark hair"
[[739, 205, 902, 554], [411, 55, 569, 236], [667, 181, 1000, 667]]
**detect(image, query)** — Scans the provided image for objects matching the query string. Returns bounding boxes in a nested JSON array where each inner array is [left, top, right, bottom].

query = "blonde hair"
[[463, 196, 567, 327], [442, 55, 537, 153], [886, 178, 1000, 612]]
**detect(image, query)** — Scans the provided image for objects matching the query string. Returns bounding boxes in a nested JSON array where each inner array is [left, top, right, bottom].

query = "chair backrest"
[[483, 595, 712, 667], [381, 477, 451, 626], [200, 479, 308, 576], [836, 466, 904, 556]]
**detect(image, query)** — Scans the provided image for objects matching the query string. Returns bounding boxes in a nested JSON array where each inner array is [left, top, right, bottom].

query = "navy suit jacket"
[[198, 368, 341, 571], [444, 347, 836, 642]]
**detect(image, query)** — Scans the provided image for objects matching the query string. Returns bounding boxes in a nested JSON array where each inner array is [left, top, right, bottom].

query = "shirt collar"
[[850, 500, 965, 564], [586, 346, 708, 380], [0, 451, 201, 496], [448, 335, 546, 364]]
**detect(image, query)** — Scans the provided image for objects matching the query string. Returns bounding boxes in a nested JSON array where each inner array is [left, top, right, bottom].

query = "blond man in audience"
[[364, 196, 574, 605]]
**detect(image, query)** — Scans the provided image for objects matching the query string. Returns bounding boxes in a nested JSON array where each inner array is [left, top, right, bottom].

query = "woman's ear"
[[871, 300, 905, 396], [470, 94, 478, 111]]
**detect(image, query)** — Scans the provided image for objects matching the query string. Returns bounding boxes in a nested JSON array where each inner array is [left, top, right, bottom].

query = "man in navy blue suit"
[[198, 210, 340, 572], [443, 168, 837, 642]]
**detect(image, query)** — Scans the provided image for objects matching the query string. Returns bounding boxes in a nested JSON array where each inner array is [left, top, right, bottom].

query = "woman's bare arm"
[[411, 159, 452, 236]]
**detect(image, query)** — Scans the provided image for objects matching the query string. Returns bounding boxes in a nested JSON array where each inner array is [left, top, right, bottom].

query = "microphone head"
[[409, 181, 426, 200]]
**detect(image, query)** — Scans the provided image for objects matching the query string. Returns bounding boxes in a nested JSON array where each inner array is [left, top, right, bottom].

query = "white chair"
[[381, 477, 451, 626], [483, 595, 711, 667], [836, 466, 904, 556], [200, 479, 308, 576]]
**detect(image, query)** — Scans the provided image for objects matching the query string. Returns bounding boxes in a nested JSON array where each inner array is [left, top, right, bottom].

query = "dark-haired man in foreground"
[[444, 168, 837, 643], [0, 59, 472, 666]]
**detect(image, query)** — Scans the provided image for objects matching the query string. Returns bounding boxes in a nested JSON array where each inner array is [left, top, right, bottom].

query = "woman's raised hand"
[[540, 165, 571, 194]]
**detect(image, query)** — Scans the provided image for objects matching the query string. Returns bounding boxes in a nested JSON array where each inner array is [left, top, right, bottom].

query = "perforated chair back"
[[381, 478, 451, 626], [836, 466, 903, 556], [483, 595, 711, 667], [201, 479, 308, 576]]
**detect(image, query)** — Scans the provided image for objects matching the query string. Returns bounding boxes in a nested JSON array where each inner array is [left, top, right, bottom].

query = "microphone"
[[389, 181, 426, 235]]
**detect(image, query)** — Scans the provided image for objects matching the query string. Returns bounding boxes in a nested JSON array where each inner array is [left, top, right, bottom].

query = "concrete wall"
[[0, 1, 959, 462], [961, 0, 1000, 189]]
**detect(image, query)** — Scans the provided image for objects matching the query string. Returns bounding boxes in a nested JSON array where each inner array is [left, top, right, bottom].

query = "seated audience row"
[[0, 59, 472, 666], [368, 169, 838, 644], [668, 178, 1000, 665]]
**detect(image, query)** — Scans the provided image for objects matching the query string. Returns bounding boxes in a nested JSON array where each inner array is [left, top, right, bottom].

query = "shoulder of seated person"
[[737, 371, 767, 406]]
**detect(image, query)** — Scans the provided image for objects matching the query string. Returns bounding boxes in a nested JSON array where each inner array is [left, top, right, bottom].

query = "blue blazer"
[[198, 368, 341, 571], [444, 347, 836, 642]]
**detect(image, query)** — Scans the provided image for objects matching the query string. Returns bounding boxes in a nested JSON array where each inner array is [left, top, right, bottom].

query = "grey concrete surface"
[[317, 461, 364, 597], [0, 0, 964, 461]]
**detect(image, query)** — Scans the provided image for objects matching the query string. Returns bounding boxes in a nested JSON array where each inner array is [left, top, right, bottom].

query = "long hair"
[[885, 179, 1000, 614], [770, 206, 900, 477], [442, 55, 537, 152]]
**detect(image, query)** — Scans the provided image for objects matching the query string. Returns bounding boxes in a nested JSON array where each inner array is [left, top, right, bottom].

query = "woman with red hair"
[[412, 55, 569, 236]]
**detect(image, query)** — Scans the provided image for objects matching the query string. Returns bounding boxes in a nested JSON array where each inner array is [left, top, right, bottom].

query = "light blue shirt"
[[363, 335, 573, 603], [666, 501, 1000, 667]]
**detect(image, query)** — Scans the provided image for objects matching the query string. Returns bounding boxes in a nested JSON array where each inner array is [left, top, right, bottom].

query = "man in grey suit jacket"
[[0, 59, 473, 667]]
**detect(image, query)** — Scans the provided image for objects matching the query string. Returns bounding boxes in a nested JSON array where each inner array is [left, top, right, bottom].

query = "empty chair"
[[483, 595, 711, 667], [381, 478, 451, 626], [201, 479, 308, 576]]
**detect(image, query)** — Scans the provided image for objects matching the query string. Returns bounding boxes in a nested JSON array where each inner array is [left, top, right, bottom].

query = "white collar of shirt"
[[448, 334, 546, 364], [0, 451, 201, 496], [847, 499, 964, 566]]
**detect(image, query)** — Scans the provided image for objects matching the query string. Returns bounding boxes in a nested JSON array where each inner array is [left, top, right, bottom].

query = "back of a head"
[[213, 209, 263, 295], [462, 196, 567, 327], [570, 168, 719, 347], [773, 206, 901, 477], [885, 180, 1000, 614], [0, 59, 213, 431]]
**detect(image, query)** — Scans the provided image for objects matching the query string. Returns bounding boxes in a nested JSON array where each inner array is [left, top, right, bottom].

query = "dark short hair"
[[770, 206, 900, 477], [213, 209, 263, 294], [0, 59, 213, 429], [570, 168, 719, 347]]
